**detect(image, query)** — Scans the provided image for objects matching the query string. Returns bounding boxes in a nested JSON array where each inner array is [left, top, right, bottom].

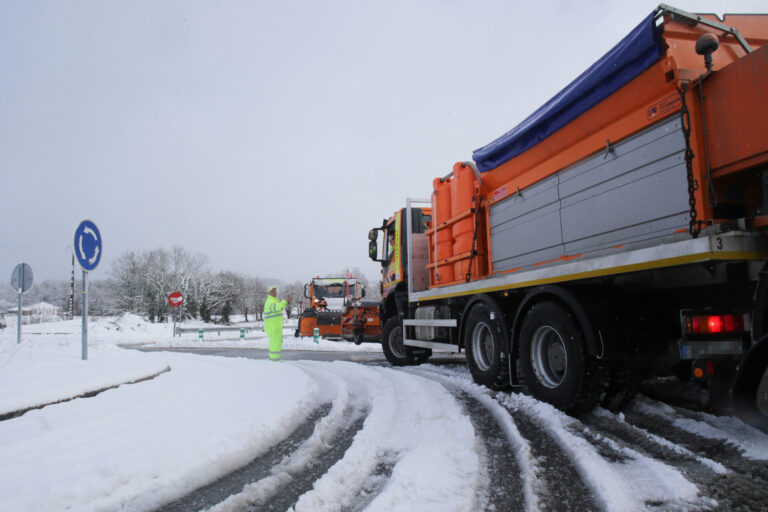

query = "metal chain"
[[677, 82, 702, 238]]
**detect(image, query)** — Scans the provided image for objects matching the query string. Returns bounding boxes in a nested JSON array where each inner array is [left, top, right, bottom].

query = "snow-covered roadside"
[[3, 313, 380, 352], [0, 315, 482, 511], [0, 314, 378, 416], [0, 352, 318, 511]]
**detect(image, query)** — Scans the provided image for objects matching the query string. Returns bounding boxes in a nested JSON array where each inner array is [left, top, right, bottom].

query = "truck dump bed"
[[424, 6, 768, 297]]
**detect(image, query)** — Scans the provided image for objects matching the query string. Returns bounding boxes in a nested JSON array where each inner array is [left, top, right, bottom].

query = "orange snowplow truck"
[[295, 276, 380, 343], [369, 5, 768, 430]]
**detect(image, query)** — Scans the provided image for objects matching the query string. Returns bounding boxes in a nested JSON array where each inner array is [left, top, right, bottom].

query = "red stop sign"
[[168, 291, 184, 307]]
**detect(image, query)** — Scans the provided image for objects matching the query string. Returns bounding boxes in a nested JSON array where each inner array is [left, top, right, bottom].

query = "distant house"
[[4, 302, 58, 316], [3, 302, 61, 324]]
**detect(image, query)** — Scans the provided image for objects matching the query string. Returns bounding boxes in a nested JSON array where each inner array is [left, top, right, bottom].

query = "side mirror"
[[304, 284, 310, 298], [368, 229, 378, 241], [368, 239, 378, 260]]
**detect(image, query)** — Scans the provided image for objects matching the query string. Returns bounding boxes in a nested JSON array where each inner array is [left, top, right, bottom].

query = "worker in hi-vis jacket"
[[264, 285, 290, 361]]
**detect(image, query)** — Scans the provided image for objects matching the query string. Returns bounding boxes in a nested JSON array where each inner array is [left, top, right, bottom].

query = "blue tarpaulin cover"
[[472, 12, 664, 172]]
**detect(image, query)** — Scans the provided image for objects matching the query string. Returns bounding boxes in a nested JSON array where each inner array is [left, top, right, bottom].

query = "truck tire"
[[732, 335, 768, 432], [465, 302, 509, 390], [382, 317, 431, 366], [519, 301, 606, 414]]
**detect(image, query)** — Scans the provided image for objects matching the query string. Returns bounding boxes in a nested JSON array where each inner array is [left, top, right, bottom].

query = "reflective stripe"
[[264, 312, 283, 319], [269, 351, 281, 360]]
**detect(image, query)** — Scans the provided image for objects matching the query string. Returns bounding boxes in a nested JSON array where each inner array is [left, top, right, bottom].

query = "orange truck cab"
[[368, 203, 433, 363]]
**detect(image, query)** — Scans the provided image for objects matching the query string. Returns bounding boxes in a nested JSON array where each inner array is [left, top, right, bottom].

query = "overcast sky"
[[1, 0, 765, 286]]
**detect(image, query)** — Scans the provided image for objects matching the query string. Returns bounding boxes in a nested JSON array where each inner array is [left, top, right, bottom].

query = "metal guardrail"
[[175, 325, 258, 340]]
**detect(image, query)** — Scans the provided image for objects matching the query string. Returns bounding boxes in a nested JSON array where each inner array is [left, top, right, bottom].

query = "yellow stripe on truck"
[[416, 250, 767, 302]]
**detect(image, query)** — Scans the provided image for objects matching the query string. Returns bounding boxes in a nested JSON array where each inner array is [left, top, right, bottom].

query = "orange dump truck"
[[295, 276, 380, 343], [368, 5, 768, 429]]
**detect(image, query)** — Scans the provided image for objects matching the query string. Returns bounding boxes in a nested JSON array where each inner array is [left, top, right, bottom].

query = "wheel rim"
[[471, 322, 495, 371], [530, 325, 567, 388], [388, 324, 406, 359]]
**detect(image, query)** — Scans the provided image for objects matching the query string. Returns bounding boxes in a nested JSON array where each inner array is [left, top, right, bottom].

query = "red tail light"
[[684, 314, 745, 334]]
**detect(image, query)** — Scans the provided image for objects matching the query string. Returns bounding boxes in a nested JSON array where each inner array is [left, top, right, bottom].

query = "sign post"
[[168, 291, 184, 337], [74, 220, 102, 360], [11, 263, 34, 344]]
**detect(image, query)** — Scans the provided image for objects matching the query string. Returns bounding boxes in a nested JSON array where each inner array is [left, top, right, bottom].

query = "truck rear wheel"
[[382, 317, 431, 366], [519, 301, 606, 414], [465, 302, 509, 390], [732, 335, 768, 432]]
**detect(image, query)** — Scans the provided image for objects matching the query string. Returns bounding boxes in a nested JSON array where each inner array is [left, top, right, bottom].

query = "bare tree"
[[283, 281, 304, 318], [109, 247, 211, 322], [21, 245, 285, 325], [238, 276, 265, 322], [215, 271, 243, 324], [109, 251, 147, 315]]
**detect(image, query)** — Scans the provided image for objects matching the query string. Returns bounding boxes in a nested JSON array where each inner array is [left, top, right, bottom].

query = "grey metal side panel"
[[490, 175, 563, 272], [559, 116, 688, 254], [488, 116, 688, 274]]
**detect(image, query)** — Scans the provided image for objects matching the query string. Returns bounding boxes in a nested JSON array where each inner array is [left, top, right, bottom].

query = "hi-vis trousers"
[[266, 324, 282, 361]]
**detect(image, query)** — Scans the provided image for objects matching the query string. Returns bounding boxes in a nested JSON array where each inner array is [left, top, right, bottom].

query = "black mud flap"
[[731, 335, 768, 432]]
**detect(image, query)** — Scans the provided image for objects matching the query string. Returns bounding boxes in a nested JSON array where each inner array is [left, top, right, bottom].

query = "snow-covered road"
[[155, 358, 768, 511], [1, 315, 767, 511]]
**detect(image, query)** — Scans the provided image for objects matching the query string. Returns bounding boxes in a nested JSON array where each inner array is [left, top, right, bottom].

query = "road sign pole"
[[167, 292, 184, 337], [11, 263, 33, 344], [73, 219, 101, 361], [17, 288, 22, 344], [82, 269, 88, 361]]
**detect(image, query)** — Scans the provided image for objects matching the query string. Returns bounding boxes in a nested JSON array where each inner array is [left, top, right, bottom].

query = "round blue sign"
[[74, 220, 102, 271]]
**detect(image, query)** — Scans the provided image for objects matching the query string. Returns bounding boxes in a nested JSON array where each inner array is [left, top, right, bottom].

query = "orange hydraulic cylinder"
[[431, 176, 454, 285], [450, 162, 476, 279]]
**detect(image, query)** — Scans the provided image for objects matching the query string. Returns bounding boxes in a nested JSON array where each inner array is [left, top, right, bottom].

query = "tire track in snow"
[[409, 367, 531, 512], [255, 411, 367, 512], [156, 404, 332, 512], [620, 396, 768, 511], [453, 389, 527, 512], [338, 458, 396, 512], [499, 393, 709, 511], [497, 398, 598, 511], [414, 365, 592, 512], [285, 362, 400, 512], [413, 365, 712, 511], [204, 362, 366, 512], [579, 407, 728, 478], [289, 362, 482, 512]]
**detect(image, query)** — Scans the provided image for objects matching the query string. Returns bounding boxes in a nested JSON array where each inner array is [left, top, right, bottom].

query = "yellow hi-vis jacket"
[[263, 295, 287, 336]]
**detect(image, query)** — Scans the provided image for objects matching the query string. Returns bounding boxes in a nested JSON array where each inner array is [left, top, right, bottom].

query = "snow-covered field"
[[0, 314, 766, 511]]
